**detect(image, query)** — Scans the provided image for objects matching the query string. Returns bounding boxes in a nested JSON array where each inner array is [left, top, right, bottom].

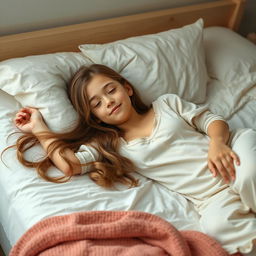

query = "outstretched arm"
[[207, 120, 240, 183], [14, 107, 82, 176]]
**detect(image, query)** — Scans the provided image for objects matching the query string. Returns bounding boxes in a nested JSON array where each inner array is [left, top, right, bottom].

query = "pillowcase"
[[203, 27, 256, 119], [79, 19, 208, 105], [0, 53, 91, 132], [203, 26, 256, 83]]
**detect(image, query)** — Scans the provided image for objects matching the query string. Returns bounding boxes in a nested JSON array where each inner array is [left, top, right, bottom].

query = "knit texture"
[[10, 211, 233, 256]]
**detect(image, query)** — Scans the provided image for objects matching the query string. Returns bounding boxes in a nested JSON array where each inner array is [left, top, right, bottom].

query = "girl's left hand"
[[208, 140, 240, 183]]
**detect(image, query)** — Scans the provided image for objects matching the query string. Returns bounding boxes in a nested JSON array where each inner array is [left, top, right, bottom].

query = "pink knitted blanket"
[[10, 210, 233, 256]]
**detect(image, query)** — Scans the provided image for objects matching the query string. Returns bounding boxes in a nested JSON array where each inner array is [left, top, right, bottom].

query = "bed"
[[0, 0, 256, 255]]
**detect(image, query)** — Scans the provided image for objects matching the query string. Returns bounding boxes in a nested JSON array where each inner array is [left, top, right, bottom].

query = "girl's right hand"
[[14, 107, 46, 134]]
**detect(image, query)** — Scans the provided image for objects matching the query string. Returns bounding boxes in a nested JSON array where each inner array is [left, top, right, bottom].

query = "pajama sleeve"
[[74, 144, 100, 175], [160, 94, 226, 134]]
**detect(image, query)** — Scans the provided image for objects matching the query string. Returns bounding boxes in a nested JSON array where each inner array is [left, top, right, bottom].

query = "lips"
[[110, 104, 121, 115]]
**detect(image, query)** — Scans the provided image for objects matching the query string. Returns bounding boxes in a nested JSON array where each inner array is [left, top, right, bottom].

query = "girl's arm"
[[15, 107, 81, 176], [160, 94, 239, 183], [207, 120, 240, 183], [32, 123, 81, 175]]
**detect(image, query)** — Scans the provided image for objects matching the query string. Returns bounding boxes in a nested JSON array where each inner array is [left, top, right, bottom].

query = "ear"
[[124, 83, 133, 97]]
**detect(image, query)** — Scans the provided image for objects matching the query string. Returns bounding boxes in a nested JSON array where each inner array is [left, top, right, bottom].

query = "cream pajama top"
[[75, 93, 256, 254], [75, 93, 228, 207]]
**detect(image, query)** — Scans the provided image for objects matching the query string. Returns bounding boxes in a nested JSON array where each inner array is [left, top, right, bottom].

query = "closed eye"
[[108, 88, 116, 94], [94, 101, 101, 108], [92, 87, 115, 108]]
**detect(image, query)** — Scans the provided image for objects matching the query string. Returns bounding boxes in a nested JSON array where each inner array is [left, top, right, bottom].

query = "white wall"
[[0, 0, 255, 37], [0, 0, 213, 36]]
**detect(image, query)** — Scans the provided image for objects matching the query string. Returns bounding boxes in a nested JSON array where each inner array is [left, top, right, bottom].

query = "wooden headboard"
[[0, 0, 245, 61]]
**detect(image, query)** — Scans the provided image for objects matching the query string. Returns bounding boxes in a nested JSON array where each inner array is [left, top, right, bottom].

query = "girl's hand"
[[208, 140, 240, 183], [14, 107, 46, 134]]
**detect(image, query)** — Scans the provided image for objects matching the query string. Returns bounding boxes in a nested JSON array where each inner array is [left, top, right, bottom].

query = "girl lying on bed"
[[7, 64, 256, 255]]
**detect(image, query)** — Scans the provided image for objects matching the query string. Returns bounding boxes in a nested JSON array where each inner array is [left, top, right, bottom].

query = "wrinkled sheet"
[[0, 91, 201, 250], [0, 77, 255, 255]]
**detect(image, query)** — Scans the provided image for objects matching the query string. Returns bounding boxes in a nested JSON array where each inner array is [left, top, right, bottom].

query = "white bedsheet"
[[228, 99, 256, 130], [0, 72, 255, 256], [0, 91, 201, 249]]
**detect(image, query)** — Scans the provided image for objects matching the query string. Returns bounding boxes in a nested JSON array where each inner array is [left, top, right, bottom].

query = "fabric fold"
[[10, 210, 231, 256]]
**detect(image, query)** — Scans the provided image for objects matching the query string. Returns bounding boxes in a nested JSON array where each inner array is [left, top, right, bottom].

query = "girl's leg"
[[199, 189, 256, 255], [229, 129, 256, 212]]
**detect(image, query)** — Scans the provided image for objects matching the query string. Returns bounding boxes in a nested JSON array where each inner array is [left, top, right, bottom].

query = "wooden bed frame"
[[0, 0, 245, 62]]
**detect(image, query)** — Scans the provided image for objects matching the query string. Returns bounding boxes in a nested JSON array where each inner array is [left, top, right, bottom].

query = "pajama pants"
[[198, 128, 256, 254]]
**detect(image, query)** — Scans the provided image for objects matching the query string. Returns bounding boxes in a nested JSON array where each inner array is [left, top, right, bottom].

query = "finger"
[[21, 108, 32, 115], [13, 116, 22, 124], [15, 119, 22, 125], [222, 157, 236, 181], [230, 151, 240, 166], [18, 112, 26, 117], [215, 161, 230, 183], [16, 122, 23, 127], [16, 114, 30, 124], [18, 108, 31, 116], [14, 118, 21, 124], [17, 113, 28, 121], [16, 111, 26, 116], [15, 115, 24, 122], [208, 161, 217, 177], [219, 158, 233, 181], [23, 112, 30, 119], [16, 112, 23, 118], [15, 118, 23, 126], [15, 118, 25, 126]]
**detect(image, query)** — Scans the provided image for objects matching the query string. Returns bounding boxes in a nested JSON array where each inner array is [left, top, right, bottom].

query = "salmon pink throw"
[[10, 211, 232, 256]]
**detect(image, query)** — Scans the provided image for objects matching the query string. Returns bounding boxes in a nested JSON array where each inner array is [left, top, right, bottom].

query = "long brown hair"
[[1, 64, 151, 189]]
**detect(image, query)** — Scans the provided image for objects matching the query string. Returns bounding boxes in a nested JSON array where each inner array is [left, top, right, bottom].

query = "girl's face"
[[86, 74, 134, 126]]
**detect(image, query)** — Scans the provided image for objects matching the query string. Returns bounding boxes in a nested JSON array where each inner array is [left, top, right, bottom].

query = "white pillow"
[[203, 26, 256, 83], [203, 27, 256, 119], [0, 53, 91, 132], [79, 19, 208, 105]]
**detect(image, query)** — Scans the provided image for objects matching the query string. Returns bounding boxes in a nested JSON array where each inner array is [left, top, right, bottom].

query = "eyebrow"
[[89, 82, 114, 103]]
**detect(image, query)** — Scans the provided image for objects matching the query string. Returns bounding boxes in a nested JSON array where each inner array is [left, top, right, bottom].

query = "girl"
[[9, 64, 256, 255]]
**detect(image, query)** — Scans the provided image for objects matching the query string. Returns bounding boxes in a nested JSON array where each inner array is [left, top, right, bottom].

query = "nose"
[[104, 96, 115, 108]]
